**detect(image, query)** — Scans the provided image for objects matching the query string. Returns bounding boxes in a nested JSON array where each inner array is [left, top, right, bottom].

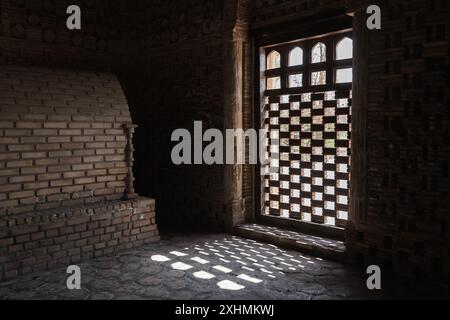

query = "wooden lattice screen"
[[261, 31, 353, 228]]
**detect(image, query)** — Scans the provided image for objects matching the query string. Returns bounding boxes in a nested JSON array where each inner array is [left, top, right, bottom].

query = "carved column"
[[123, 124, 138, 200], [223, 0, 250, 230]]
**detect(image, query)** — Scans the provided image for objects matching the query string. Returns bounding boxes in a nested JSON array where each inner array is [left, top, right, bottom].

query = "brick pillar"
[[344, 3, 370, 260], [123, 124, 138, 200], [348, 4, 369, 226]]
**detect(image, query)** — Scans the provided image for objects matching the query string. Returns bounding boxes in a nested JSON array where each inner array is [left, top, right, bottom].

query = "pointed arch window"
[[336, 37, 353, 60], [267, 50, 281, 70], [288, 47, 303, 66], [311, 42, 326, 63]]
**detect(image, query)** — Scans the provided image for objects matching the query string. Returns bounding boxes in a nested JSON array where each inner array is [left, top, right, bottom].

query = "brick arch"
[[0, 66, 159, 281], [0, 65, 134, 216]]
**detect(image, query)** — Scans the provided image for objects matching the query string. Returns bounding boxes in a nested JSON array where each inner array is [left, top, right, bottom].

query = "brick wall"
[[0, 66, 161, 281], [0, 197, 159, 281], [0, 1, 161, 281], [0, 66, 133, 216], [0, 0, 136, 70], [346, 0, 450, 281], [0, 0, 162, 280]]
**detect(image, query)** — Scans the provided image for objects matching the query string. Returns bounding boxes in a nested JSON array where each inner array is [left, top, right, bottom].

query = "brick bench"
[[0, 197, 159, 281]]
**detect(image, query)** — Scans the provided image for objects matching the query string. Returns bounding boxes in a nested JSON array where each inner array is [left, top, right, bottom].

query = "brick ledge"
[[0, 198, 155, 228], [0, 197, 159, 281]]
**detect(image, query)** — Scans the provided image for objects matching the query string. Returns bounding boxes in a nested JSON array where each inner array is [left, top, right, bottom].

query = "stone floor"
[[0, 233, 447, 300]]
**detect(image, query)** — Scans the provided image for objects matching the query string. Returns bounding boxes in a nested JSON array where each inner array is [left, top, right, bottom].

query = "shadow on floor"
[[0, 233, 447, 300]]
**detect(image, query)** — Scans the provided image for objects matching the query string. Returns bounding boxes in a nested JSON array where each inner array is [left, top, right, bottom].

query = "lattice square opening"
[[260, 31, 353, 228]]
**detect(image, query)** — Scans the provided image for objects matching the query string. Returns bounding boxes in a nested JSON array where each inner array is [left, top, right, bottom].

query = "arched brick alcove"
[[0, 66, 159, 280]]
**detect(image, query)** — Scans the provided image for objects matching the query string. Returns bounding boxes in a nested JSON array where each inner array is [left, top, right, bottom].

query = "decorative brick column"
[[123, 124, 139, 200], [223, 0, 251, 230]]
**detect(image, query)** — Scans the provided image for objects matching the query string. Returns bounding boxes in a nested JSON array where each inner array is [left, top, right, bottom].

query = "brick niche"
[[0, 65, 159, 280]]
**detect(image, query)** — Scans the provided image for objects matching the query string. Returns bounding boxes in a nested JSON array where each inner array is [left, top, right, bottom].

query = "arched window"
[[267, 50, 281, 70], [336, 37, 353, 60], [311, 42, 326, 63], [288, 47, 303, 66]]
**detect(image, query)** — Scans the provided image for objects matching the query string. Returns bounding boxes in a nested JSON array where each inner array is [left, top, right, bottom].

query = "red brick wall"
[[0, 1, 161, 281], [0, 66, 133, 216], [0, 198, 159, 280]]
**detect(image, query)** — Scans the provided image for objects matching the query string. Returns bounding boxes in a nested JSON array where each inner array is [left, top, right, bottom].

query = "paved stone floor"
[[0, 233, 447, 300]]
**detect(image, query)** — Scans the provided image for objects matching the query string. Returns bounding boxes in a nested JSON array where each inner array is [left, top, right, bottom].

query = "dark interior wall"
[[0, 0, 233, 231], [120, 0, 227, 230], [350, 0, 450, 280], [252, 0, 450, 280], [0, 0, 135, 71]]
